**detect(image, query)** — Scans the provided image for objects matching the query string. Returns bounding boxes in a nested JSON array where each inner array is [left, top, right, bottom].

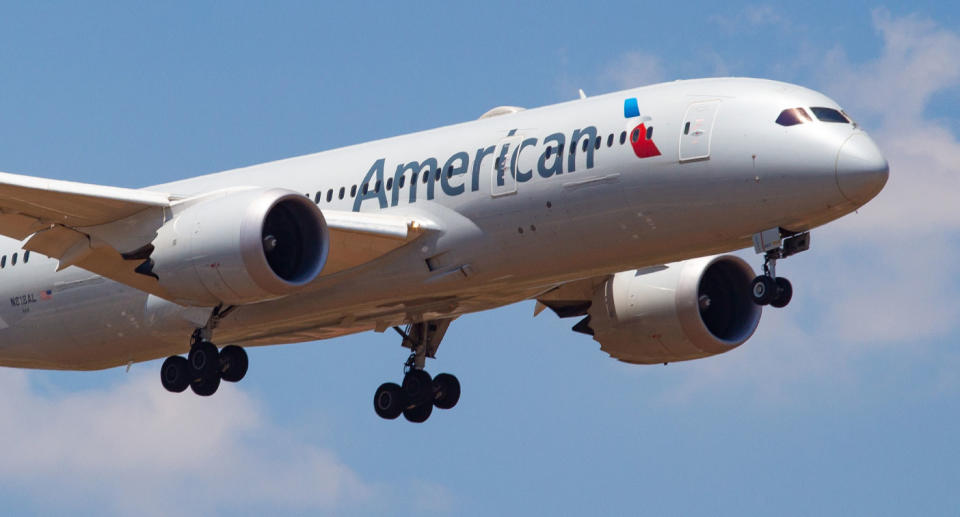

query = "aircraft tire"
[[219, 345, 248, 383], [432, 373, 460, 410], [770, 277, 793, 308], [402, 369, 433, 406], [750, 276, 777, 306], [191, 372, 221, 397], [403, 401, 433, 423], [374, 382, 405, 419], [160, 356, 191, 393], [188, 341, 220, 380]]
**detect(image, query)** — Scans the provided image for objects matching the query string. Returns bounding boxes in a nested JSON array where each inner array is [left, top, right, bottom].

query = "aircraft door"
[[490, 134, 524, 197], [679, 100, 721, 162]]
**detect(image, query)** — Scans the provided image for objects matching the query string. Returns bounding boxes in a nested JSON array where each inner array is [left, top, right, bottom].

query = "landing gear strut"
[[373, 320, 460, 423], [160, 305, 248, 397], [750, 229, 809, 308]]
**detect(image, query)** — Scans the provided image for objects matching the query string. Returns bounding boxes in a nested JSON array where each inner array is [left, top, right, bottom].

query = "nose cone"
[[836, 133, 889, 205]]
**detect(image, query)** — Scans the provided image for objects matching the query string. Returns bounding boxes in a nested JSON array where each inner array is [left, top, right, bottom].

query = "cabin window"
[[23, 251, 29, 263], [12, 253, 17, 266], [386, 177, 393, 190], [350, 185, 357, 197], [327, 189, 333, 202], [684, 121, 691, 134], [314, 191, 322, 203], [631, 128, 640, 142], [545, 146, 553, 159], [646, 126, 654, 139], [339, 187, 345, 200], [607, 134, 614, 147], [619, 131, 626, 145]]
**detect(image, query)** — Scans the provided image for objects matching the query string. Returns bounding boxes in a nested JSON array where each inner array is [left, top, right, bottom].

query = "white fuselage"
[[0, 78, 886, 370]]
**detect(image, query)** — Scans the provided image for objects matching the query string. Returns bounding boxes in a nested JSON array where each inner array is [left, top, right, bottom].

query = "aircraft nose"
[[835, 132, 889, 204]]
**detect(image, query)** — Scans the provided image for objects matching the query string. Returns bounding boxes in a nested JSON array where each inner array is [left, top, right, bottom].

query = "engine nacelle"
[[583, 255, 761, 364], [149, 188, 328, 306]]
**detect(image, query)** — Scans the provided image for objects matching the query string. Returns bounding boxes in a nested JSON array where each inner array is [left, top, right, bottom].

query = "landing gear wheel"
[[188, 341, 220, 379], [219, 345, 248, 383], [770, 277, 793, 308], [402, 369, 434, 406], [373, 382, 405, 420], [751, 275, 777, 306], [432, 373, 461, 410], [160, 356, 190, 393], [190, 372, 221, 396], [403, 402, 433, 423]]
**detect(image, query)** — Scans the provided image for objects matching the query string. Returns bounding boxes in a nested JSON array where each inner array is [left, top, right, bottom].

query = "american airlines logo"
[[623, 97, 661, 159]]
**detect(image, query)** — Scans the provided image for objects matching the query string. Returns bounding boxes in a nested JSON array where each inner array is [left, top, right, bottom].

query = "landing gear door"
[[679, 100, 721, 162], [490, 134, 524, 197]]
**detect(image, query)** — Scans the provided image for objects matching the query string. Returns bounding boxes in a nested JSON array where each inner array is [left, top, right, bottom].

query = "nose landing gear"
[[750, 229, 809, 308], [373, 321, 461, 423]]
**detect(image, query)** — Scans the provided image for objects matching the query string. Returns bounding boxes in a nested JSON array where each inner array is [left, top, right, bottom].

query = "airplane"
[[0, 78, 888, 423]]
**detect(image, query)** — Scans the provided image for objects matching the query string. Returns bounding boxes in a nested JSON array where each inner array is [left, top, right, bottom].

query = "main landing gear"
[[749, 228, 810, 308], [160, 305, 248, 397], [373, 321, 461, 423]]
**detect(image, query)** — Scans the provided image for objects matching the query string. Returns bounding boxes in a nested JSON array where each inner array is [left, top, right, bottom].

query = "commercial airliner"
[[0, 78, 887, 422]]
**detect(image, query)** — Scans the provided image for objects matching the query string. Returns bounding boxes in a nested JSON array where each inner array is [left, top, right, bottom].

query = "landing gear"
[[160, 305, 249, 397], [750, 229, 809, 308], [372, 321, 461, 423]]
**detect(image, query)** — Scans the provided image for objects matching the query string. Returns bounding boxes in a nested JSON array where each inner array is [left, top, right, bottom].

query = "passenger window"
[[619, 131, 626, 144], [683, 122, 691, 135], [339, 187, 345, 200], [399, 176, 406, 188], [810, 107, 849, 123], [350, 185, 357, 197], [446, 166, 453, 178], [776, 108, 811, 126], [326, 189, 333, 202], [607, 134, 613, 147], [314, 191, 322, 203], [582, 139, 589, 152], [1, 256, 5, 268], [631, 128, 640, 142], [646, 126, 653, 139], [422, 171, 429, 184], [362, 184, 369, 195], [23, 251, 29, 263], [435, 169, 441, 181], [570, 143, 576, 155], [557, 144, 564, 155], [12, 253, 17, 266], [545, 146, 552, 159], [594, 136, 601, 150], [386, 178, 393, 190]]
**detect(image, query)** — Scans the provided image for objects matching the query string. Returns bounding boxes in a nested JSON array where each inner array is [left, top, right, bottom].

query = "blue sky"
[[0, 2, 957, 515]]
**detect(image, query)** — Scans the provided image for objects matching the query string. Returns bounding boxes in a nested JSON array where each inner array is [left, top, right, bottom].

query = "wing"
[[0, 170, 434, 300]]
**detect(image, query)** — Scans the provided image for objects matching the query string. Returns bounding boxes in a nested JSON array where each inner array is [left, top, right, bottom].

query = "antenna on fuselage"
[[578, 89, 587, 99]]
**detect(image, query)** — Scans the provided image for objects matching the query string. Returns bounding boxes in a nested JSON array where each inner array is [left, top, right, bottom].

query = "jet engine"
[[147, 188, 328, 306], [578, 255, 761, 364]]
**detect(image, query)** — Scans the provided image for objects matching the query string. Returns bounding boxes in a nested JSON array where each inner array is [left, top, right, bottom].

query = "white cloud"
[[599, 51, 666, 90], [0, 369, 372, 516], [709, 5, 787, 33]]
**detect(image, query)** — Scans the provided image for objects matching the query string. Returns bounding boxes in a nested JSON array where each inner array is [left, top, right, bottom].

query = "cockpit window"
[[810, 107, 850, 123], [775, 107, 812, 126]]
